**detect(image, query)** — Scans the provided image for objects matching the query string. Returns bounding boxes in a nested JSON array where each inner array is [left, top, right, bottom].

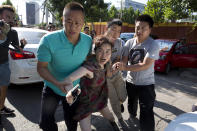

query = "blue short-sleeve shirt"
[[37, 29, 92, 96]]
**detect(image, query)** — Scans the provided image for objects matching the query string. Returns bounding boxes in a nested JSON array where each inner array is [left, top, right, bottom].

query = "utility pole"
[[42, 0, 47, 24], [120, 0, 123, 18], [98, 0, 101, 22], [45, 8, 49, 24], [98, 0, 102, 34]]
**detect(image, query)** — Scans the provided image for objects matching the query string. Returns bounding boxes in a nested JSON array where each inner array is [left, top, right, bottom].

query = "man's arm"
[[66, 67, 93, 83], [11, 30, 20, 47], [37, 61, 68, 93], [117, 39, 158, 72], [115, 56, 155, 72], [64, 66, 93, 92], [126, 57, 154, 72], [65, 66, 93, 104], [10, 30, 27, 51]]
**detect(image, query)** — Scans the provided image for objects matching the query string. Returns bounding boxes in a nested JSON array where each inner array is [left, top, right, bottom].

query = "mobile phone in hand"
[[69, 84, 80, 106], [71, 84, 79, 98]]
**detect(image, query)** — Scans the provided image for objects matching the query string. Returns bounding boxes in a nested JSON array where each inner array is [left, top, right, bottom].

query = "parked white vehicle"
[[165, 112, 197, 131], [8, 27, 48, 85]]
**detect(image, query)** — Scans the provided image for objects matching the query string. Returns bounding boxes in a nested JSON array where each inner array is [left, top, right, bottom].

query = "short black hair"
[[0, 5, 15, 14], [107, 19, 122, 28], [84, 26, 89, 30], [135, 14, 154, 28], [63, 2, 84, 15]]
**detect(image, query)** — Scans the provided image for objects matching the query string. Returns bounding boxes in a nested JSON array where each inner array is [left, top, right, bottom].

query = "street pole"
[[98, 0, 102, 34], [120, 0, 122, 18]]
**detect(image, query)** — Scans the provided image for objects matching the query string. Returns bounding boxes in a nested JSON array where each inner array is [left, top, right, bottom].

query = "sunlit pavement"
[[0, 69, 197, 131]]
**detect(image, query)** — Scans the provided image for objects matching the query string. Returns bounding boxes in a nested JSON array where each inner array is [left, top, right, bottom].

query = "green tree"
[[144, 0, 192, 23], [143, 0, 165, 23], [2, 0, 13, 6], [121, 7, 135, 24], [134, 9, 141, 18], [164, 0, 191, 22], [45, 0, 108, 24], [182, 0, 197, 12], [108, 5, 119, 20]]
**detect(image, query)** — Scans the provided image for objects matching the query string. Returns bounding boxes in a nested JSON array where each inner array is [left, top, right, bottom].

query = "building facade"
[[108, 0, 146, 12], [122, 0, 145, 12], [26, 2, 40, 25]]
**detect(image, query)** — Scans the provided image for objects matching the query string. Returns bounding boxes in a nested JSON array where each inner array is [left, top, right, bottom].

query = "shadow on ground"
[[6, 83, 64, 124], [91, 114, 140, 131], [155, 70, 197, 98], [154, 100, 185, 124], [0, 116, 15, 131]]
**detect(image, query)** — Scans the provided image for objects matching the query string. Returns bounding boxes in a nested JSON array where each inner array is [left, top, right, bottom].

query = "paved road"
[[1, 69, 197, 131]]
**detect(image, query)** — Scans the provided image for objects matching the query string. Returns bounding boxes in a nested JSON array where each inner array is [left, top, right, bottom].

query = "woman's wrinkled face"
[[95, 43, 112, 67]]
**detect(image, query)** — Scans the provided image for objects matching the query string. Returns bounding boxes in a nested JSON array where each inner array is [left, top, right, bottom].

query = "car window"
[[175, 42, 181, 49], [156, 40, 174, 52], [176, 46, 189, 54], [188, 44, 197, 54], [17, 30, 47, 44], [120, 33, 134, 42]]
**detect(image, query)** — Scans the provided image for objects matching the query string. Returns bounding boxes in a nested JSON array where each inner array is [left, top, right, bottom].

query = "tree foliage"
[[108, 5, 119, 20], [121, 7, 135, 24], [182, 0, 197, 12], [2, 0, 13, 6], [121, 7, 141, 24], [143, 0, 165, 23], [144, 0, 193, 23], [164, 0, 191, 22], [45, 0, 142, 24], [45, 0, 109, 24]]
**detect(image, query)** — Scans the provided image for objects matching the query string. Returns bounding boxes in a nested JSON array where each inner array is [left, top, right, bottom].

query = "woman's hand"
[[66, 90, 74, 104], [112, 62, 126, 71], [85, 70, 94, 79], [66, 88, 81, 104]]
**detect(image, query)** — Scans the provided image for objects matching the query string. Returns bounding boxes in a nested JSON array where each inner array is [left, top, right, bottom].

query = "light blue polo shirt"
[[37, 29, 92, 96]]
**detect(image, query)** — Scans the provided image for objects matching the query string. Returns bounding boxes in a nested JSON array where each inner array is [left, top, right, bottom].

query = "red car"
[[154, 39, 197, 74]]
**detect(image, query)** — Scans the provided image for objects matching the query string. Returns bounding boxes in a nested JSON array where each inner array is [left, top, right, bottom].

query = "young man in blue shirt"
[[37, 2, 92, 131]]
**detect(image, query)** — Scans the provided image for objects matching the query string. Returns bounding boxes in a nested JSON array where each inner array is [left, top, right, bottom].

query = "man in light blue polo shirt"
[[37, 2, 92, 131]]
